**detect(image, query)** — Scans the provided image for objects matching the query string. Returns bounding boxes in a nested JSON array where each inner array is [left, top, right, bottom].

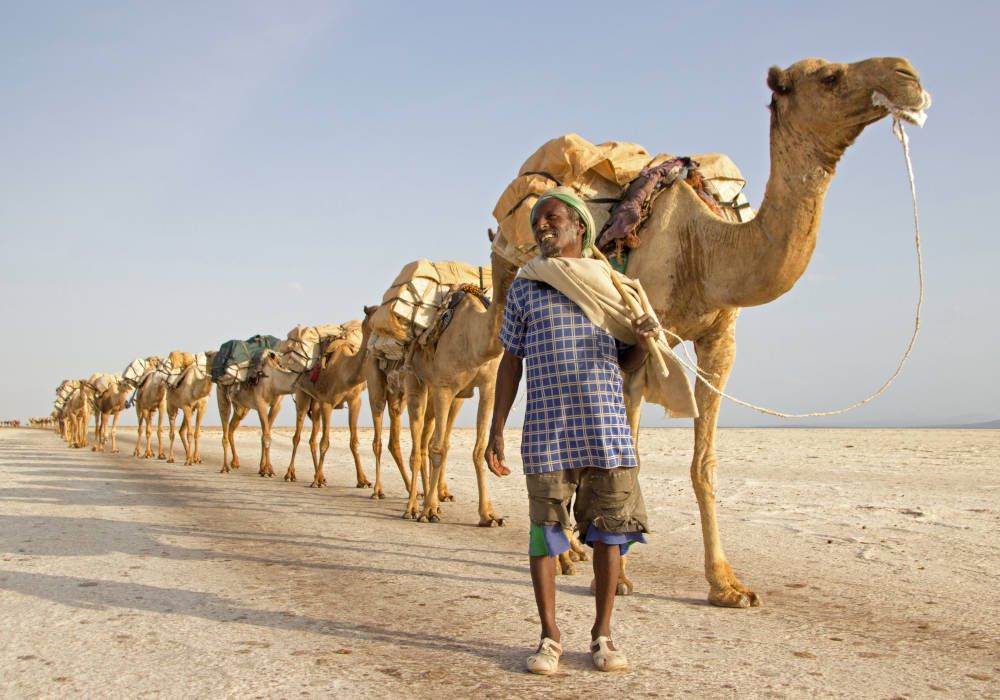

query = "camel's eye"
[[821, 73, 839, 87]]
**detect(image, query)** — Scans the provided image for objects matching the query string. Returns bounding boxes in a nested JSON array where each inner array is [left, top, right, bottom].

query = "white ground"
[[1, 426, 998, 698]]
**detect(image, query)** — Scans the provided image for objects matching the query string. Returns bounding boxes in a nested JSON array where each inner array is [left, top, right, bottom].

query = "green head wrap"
[[529, 186, 596, 256]]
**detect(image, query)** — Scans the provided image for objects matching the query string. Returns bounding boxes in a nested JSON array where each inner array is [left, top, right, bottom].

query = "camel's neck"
[[699, 117, 848, 308], [474, 254, 519, 361]]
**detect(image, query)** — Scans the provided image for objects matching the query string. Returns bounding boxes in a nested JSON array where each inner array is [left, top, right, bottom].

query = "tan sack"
[[492, 133, 754, 267]]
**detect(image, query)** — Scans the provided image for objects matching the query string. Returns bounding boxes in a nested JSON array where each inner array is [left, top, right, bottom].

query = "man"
[[486, 186, 658, 674]]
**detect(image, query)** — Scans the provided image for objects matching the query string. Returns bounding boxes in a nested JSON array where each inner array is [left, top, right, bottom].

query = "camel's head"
[[767, 57, 930, 165]]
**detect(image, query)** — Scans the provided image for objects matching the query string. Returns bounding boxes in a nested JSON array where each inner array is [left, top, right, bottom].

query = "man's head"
[[530, 187, 595, 259]]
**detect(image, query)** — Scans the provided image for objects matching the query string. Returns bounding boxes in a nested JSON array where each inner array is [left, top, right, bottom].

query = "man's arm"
[[486, 350, 523, 476], [619, 313, 659, 372]]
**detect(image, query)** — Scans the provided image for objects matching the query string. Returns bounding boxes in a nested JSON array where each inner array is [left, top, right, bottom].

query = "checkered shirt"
[[499, 277, 638, 474]]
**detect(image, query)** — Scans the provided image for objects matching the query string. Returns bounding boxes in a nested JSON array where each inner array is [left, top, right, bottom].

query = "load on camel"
[[490, 57, 930, 607], [211, 335, 298, 476], [365, 259, 492, 506], [259, 321, 369, 488], [158, 351, 215, 465], [121, 356, 167, 459], [87, 372, 130, 453]]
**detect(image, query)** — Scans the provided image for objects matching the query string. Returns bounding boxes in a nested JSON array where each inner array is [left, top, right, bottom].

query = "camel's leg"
[[402, 379, 428, 520], [472, 388, 503, 527], [692, 321, 759, 608], [285, 396, 308, 482], [179, 406, 193, 465], [109, 410, 120, 453], [135, 411, 145, 457], [345, 393, 369, 488], [143, 411, 155, 458], [436, 397, 463, 503], [192, 401, 205, 464], [218, 391, 232, 472], [386, 394, 409, 492], [418, 390, 456, 523], [419, 410, 435, 499], [91, 410, 100, 451], [258, 399, 281, 477], [166, 408, 178, 463], [155, 401, 166, 459], [310, 403, 329, 487], [369, 394, 387, 499], [306, 403, 320, 483]]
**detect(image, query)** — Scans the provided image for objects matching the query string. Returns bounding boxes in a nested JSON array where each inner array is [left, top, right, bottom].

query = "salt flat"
[[1, 426, 997, 698]]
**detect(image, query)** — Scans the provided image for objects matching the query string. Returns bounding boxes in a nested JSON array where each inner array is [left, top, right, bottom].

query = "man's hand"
[[632, 313, 660, 341], [486, 433, 511, 477]]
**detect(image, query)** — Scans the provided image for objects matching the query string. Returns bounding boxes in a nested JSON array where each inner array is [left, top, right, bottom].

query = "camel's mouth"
[[872, 90, 932, 127]]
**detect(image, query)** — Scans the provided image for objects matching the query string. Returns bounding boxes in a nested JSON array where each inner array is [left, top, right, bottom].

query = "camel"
[[216, 351, 300, 476], [402, 261, 519, 527], [91, 375, 130, 453], [498, 57, 929, 607], [269, 321, 370, 488], [63, 381, 92, 448], [364, 306, 436, 501], [119, 356, 165, 458], [163, 353, 216, 465]]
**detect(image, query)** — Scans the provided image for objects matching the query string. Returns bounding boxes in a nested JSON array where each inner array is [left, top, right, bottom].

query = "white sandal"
[[526, 636, 562, 675], [590, 635, 628, 672]]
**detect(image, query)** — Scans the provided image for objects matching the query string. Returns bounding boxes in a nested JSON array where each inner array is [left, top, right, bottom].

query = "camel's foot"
[[356, 478, 372, 489], [194, 456, 202, 464], [402, 504, 419, 520], [91, 446, 96, 452], [283, 471, 296, 482], [184, 459, 193, 466], [707, 562, 761, 608], [557, 552, 577, 576], [588, 578, 634, 597], [370, 488, 385, 500], [477, 514, 505, 528], [166, 458, 174, 464], [220, 465, 231, 474], [157, 453, 166, 460], [708, 585, 761, 609], [259, 469, 275, 478], [438, 490, 454, 502], [417, 507, 441, 524], [112, 448, 119, 454], [310, 479, 326, 488]]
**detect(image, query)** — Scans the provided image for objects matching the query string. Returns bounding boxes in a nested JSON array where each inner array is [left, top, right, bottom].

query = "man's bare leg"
[[591, 542, 620, 641], [530, 555, 560, 643]]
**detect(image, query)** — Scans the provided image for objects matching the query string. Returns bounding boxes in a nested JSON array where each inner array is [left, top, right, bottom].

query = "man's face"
[[531, 199, 585, 258]]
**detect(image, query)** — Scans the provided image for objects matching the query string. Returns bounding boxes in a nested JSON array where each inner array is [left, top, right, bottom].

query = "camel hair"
[[271, 320, 369, 488], [216, 350, 299, 476], [502, 56, 928, 608], [91, 376, 130, 453], [164, 353, 216, 465], [130, 359, 168, 459]]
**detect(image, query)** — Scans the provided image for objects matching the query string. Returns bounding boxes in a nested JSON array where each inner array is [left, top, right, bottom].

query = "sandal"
[[526, 636, 562, 675], [590, 635, 628, 672]]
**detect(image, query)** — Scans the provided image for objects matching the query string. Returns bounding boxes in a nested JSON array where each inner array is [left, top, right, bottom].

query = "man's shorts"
[[526, 467, 649, 557]]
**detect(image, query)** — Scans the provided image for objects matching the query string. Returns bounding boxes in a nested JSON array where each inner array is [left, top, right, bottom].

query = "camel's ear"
[[363, 304, 378, 317], [767, 66, 790, 95]]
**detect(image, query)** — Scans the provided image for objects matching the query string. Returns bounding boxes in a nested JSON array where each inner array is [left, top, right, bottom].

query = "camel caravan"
[[38, 56, 929, 607]]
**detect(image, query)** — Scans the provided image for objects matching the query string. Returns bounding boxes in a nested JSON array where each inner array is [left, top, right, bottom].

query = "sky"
[[1, 0, 997, 428]]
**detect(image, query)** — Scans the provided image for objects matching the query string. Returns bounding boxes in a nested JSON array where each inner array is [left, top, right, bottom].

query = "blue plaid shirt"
[[499, 277, 638, 474]]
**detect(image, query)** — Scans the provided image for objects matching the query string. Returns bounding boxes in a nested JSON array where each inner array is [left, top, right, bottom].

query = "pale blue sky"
[[1, 1, 996, 427]]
